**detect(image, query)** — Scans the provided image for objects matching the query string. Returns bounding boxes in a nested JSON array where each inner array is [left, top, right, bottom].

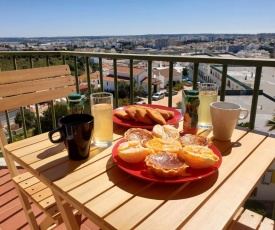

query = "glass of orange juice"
[[90, 92, 113, 147], [198, 83, 218, 129]]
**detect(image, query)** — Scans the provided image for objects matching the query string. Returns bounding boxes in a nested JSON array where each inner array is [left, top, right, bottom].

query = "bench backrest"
[[0, 64, 76, 176], [0, 65, 76, 111]]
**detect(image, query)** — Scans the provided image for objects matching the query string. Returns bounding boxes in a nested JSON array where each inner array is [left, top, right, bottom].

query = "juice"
[[91, 103, 113, 147], [183, 90, 200, 134], [198, 91, 217, 128]]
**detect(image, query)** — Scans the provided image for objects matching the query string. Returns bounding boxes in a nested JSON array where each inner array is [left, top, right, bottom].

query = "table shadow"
[[37, 143, 65, 159], [105, 156, 219, 200]]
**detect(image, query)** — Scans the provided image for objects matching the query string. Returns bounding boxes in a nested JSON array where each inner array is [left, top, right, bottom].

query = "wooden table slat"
[[134, 130, 267, 230], [104, 182, 188, 230], [6, 119, 274, 230], [39, 137, 124, 185], [4, 132, 49, 152], [67, 166, 131, 206], [181, 135, 275, 230], [84, 177, 152, 218], [53, 155, 115, 193]]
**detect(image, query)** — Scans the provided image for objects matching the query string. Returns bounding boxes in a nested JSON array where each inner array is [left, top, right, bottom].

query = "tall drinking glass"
[[198, 83, 218, 129], [90, 92, 113, 147]]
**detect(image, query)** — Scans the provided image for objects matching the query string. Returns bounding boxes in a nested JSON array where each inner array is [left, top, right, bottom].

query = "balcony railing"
[[1, 51, 275, 140]]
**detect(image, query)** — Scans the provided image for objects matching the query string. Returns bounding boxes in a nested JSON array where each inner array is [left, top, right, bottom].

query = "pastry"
[[179, 134, 212, 147], [145, 151, 189, 178], [124, 128, 154, 145], [178, 145, 219, 169], [146, 109, 166, 125], [118, 140, 153, 163], [152, 124, 179, 140], [146, 138, 182, 153], [135, 108, 154, 125], [114, 110, 133, 120], [115, 105, 175, 125], [125, 107, 139, 121], [155, 108, 174, 120]]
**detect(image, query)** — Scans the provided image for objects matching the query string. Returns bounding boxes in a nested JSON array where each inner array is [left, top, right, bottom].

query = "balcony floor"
[[0, 167, 100, 230]]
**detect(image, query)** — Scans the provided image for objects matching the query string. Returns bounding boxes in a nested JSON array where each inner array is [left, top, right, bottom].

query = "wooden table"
[[5, 121, 275, 230]]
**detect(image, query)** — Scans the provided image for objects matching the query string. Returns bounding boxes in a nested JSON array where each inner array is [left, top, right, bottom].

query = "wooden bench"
[[228, 207, 274, 230], [0, 65, 79, 229]]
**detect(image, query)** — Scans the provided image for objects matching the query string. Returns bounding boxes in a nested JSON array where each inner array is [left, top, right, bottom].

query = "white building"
[[153, 68, 182, 89], [103, 66, 148, 92], [188, 54, 253, 91]]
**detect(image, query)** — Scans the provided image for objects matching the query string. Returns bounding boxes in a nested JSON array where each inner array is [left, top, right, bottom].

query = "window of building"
[[262, 170, 273, 185]]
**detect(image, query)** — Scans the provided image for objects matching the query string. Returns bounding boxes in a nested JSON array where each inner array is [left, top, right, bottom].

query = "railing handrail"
[[1, 50, 275, 135], [1, 51, 275, 67]]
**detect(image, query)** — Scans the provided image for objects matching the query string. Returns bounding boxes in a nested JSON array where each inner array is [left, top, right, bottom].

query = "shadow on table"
[[37, 143, 66, 159], [105, 155, 219, 200]]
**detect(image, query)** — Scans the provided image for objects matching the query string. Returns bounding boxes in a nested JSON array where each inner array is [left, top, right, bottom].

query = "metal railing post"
[[193, 63, 199, 90], [113, 59, 118, 108], [168, 62, 173, 107], [249, 66, 262, 130], [147, 60, 152, 104], [220, 64, 228, 101], [86, 57, 91, 114], [130, 59, 134, 105], [99, 58, 104, 92], [74, 56, 79, 93]]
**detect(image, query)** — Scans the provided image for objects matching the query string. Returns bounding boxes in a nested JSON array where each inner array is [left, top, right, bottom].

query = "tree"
[[266, 114, 275, 131], [33, 103, 68, 134], [134, 85, 145, 96], [14, 108, 36, 129], [182, 68, 189, 76], [91, 63, 99, 72], [118, 81, 130, 98]]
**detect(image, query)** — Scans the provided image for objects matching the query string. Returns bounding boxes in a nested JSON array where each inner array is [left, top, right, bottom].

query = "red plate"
[[113, 104, 182, 129], [112, 139, 222, 183]]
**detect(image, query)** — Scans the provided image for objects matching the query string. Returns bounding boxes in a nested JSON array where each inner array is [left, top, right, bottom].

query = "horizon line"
[[1, 32, 275, 39]]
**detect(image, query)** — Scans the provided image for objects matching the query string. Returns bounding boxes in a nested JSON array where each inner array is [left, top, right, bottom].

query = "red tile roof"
[[103, 75, 130, 83], [141, 77, 162, 85], [79, 71, 101, 81], [110, 66, 145, 75]]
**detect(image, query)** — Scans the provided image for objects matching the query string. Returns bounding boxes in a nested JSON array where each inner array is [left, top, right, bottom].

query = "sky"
[[1, 0, 275, 37]]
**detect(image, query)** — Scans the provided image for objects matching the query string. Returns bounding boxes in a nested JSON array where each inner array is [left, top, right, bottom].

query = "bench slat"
[[1, 86, 76, 110], [0, 76, 75, 97], [0, 65, 71, 84], [234, 209, 263, 230], [258, 217, 275, 230]]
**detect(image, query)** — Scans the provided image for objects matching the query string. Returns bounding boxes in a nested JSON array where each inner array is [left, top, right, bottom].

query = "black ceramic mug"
[[48, 114, 94, 161]]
